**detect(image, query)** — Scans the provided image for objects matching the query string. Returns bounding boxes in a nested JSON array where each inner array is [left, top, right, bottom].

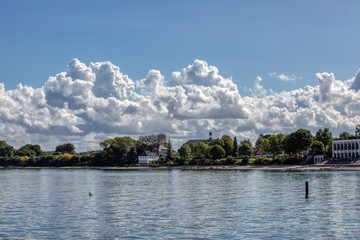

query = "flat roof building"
[[332, 139, 360, 160]]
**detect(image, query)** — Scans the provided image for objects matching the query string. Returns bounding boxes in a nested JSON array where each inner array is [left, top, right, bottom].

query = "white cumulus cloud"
[[0, 59, 359, 151]]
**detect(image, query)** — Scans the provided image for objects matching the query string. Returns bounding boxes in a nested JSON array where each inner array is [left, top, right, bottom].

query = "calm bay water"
[[0, 169, 359, 239]]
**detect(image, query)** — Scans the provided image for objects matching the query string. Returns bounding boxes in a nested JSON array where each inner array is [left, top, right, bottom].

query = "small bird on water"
[[89, 192, 93, 196]]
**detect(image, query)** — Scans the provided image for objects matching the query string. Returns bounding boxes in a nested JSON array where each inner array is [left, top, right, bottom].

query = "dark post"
[[305, 181, 309, 199]]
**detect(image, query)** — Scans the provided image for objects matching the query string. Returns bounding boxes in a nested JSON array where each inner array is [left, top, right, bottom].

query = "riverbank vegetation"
[[0, 126, 359, 167]]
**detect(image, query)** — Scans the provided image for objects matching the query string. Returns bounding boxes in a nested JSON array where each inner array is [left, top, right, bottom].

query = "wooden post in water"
[[305, 181, 309, 199]]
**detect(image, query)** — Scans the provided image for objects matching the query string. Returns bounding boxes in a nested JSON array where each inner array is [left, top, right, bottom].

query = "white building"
[[314, 155, 324, 164], [138, 151, 159, 164], [332, 139, 360, 159]]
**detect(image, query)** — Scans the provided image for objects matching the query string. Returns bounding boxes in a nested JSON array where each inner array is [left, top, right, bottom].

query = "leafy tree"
[[238, 142, 253, 157], [166, 139, 173, 160], [355, 124, 360, 138], [310, 140, 324, 155], [267, 135, 282, 159], [283, 129, 314, 155], [55, 143, 75, 154], [178, 144, 191, 160], [221, 135, 234, 156], [209, 138, 224, 146], [210, 145, 226, 160], [191, 142, 210, 161], [232, 136, 238, 157], [339, 131, 351, 140], [100, 136, 138, 166], [257, 138, 269, 154], [233, 136, 239, 157], [0, 141, 15, 157], [16, 144, 43, 156], [315, 128, 332, 151], [255, 134, 271, 147]]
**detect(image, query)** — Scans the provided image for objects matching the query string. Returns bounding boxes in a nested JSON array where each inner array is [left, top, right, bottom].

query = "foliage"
[[191, 142, 210, 160], [257, 138, 269, 154], [55, 143, 75, 154], [283, 129, 314, 155], [315, 128, 332, 151], [16, 144, 43, 157], [20, 156, 29, 166], [356, 124, 360, 138], [0, 141, 15, 157], [178, 144, 191, 159], [63, 153, 73, 161], [310, 140, 324, 155], [166, 139, 172, 160], [267, 135, 283, 159], [210, 145, 225, 160], [255, 134, 271, 147], [238, 142, 253, 156], [100, 136, 138, 166], [232, 136, 238, 157], [209, 138, 224, 146], [221, 135, 234, 156], [339, 131, 351, 140]]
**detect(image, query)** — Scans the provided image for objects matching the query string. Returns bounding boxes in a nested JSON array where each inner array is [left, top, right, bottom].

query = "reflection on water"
[[0, 169, 359, 239]]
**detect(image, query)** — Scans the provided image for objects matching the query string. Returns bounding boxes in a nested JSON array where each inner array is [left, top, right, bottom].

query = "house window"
[[356, 142, 359, 150]]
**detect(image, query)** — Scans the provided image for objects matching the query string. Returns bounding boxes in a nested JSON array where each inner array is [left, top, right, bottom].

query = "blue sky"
[[1, 0, 359, 93], [1, 0, 360, 151]]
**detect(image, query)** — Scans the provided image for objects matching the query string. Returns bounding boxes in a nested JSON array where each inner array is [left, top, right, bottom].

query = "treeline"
[[0, 134, 172, 167], [177, 127, 359, 166], [0, 126, 359, 167]]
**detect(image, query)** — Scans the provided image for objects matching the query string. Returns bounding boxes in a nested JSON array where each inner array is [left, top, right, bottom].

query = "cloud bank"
[[0, 59, 359, 151]]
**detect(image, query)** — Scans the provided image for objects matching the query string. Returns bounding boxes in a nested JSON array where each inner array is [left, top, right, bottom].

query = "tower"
[[209, 131, 212, 141]]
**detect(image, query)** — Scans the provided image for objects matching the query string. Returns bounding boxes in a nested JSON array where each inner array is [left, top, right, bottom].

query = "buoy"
[[89, 192, 93, 196]]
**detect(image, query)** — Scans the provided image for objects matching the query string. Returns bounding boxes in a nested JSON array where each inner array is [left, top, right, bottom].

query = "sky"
[[0, 0, 360, 152]]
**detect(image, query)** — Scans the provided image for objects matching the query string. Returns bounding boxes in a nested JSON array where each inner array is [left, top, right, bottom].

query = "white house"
[[332, 139, 360, 159], [138, 151, 159, 164]]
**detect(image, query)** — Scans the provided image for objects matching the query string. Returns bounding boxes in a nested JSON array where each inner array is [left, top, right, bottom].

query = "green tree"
[[191, 142, 210, 161], [267, 135, 282, 159], [221, 135, 234, 156], [283, 129, 314, 155], [16, 144, 43, 157], [55, 143, 75, 154], [0, 141, 15, 157], [355, 124, 360, 138], [100, 136, 138, 166], [178, 144, 191, 160], [257, 138, 269, 154], [339, 131, 350, 140], [232, 136, 238, 157], [210, 145, 226, 160], [310, 140, 324, 155], [166, 139, 173, 160], [315, 128, 332, 151], [209, 138, 224, 146], [255, 134, 271, 147], [238, 142, 253, 157]]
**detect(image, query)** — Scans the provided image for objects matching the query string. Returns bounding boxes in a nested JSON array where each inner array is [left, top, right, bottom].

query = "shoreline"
[[1, 164, 360, 171]]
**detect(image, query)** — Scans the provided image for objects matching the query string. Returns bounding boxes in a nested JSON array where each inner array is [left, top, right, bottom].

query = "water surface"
[[0, 169, 359, 239]]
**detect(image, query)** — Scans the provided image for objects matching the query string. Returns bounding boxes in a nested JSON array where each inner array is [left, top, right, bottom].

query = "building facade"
[[332, 139, 360, 159], [138, 151, 159, 164]]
